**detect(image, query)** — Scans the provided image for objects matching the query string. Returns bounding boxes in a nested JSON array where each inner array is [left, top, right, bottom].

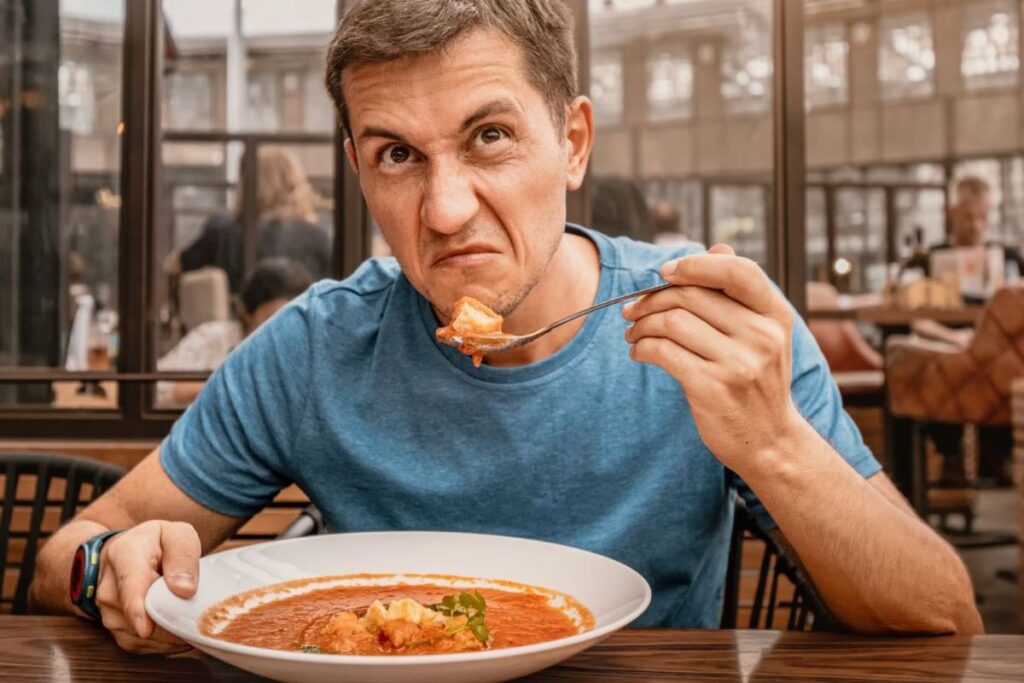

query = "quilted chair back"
[[887, 285, 1024, 426]]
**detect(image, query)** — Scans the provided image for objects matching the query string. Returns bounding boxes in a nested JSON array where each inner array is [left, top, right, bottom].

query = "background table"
[[805, 305, 983, 327], [2, 617, 1022, 682]]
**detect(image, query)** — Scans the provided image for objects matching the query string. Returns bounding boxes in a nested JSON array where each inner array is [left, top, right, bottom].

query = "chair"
[[276, 505, 325, 540], [886, 284, 1024, 545], [719, 499, 836, 631], [0, 452, 125, 614], [178, 266, 231, 332]]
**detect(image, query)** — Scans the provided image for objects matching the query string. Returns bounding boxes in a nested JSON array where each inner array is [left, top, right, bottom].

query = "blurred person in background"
[[155, 258, 313, 407], [164, 146, 331, 292]]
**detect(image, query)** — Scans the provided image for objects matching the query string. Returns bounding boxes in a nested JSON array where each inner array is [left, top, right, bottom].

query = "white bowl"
[[146, 531, 651, 683]]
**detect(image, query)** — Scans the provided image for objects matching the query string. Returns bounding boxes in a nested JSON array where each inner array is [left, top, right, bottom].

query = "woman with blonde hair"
[[166, 146, 330, 292]]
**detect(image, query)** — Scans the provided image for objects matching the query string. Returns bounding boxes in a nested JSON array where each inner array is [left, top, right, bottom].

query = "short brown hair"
[[324, 0, 577, 135], [954, 175, 991, 203]]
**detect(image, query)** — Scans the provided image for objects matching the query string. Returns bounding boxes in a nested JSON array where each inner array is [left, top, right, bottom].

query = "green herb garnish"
[[300, 643, 322, 654], [431, 591, 491, 646]]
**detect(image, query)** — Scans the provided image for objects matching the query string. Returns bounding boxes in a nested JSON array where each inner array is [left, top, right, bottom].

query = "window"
[[591, 53, 625, 127], [878, 13, 935, 101], [158, 1, 338, 409], [163, 71, 215, 130], [721, 12, 773, 115], [961, 0, 1020, 91], [0, 0, 125, 409], [805, 23, 849, 110], [646, 47, 694, 122]]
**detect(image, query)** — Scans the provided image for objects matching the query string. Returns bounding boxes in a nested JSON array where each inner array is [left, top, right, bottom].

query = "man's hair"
[[954, 175, 990, 203], [324, 0, 577, 135], [239, 258, 314, 315]]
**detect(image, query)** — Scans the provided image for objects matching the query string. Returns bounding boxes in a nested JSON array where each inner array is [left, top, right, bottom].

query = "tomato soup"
[[202, 575, 594, 656]]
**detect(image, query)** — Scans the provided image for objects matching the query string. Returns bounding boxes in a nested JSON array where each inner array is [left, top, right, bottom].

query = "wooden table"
[[2, 617, 1023, 682], [805, 305, 983, 327]]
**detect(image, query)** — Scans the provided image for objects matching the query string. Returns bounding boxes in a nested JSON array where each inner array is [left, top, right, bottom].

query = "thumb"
[[159, 522, 201, 599], [708, 243, 735, 256]]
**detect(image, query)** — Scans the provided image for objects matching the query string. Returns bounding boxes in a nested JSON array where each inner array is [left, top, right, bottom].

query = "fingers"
[[103, 527, 160, 639], [659, 251, 781, 316], [630, 336, 707, 387], [624, 285, 752, 337], [159, 522, 201, 599], [625, 305, 737, 363], [100, 606, 192, 654], [100, 520, 201, 645]]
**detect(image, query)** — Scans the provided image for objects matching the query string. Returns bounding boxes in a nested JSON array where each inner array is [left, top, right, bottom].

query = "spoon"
[[439, 282, 672, 355]]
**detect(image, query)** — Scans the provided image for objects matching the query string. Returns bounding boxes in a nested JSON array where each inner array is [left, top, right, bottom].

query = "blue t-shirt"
[[161, 225, 880, 628]]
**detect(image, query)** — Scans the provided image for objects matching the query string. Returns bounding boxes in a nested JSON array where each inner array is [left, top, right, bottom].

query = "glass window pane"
[[591, 52, 624, 127], [163, 0, 335, 134], [647, 46, 694, 122], [961, 0, 1019, 91], [879, 12, 935, 101], [0, 0, 125, 408], [588, 0, 774, 267], [157, 1, 336, 410], [805, 22, 849, 109], [720, 11, 773, 115]]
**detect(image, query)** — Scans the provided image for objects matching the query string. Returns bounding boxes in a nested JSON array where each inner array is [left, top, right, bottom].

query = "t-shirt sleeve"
[[159, 293, 315, 518], [730, 313, 883, 530]]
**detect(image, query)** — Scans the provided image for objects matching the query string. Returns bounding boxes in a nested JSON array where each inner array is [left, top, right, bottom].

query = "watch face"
[[70, 546, 86, 602]]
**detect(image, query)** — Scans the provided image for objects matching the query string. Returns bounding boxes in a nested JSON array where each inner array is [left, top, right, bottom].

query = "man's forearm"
[[29, 519, 111, 615], [736, 417, 982, 634]]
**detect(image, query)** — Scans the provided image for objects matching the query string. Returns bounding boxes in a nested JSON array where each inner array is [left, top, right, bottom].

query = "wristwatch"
[[70, 530, 122, 620]]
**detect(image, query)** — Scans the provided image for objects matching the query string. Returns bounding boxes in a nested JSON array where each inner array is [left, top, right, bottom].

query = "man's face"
[[342, 28, 586, 319], [950, 195, 991, 247]]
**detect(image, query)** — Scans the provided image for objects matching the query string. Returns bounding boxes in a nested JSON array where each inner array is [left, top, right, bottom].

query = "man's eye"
[[381, 145, 413, 165], [475, 127, 507, 146]]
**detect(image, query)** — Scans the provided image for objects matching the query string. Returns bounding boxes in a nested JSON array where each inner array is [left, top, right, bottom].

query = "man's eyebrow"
[[355, 100, 518, 143], [458, 100, 519, 134], [357, 126, 407, 144]]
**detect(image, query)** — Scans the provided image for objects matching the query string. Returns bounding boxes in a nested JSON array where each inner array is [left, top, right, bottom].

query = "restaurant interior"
[[1, 0, 1024, 679]]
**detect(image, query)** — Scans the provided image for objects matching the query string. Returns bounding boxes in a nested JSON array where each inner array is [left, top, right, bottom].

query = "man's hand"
[[623, 244, 801, 470], [94, 520, 201, 654]]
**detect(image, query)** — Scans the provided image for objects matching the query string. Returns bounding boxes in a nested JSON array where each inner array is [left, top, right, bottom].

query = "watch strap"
[[70, 529, 122, 620]]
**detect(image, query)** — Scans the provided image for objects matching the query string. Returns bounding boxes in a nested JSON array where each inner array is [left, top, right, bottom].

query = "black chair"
[[276, 504, 325, 540], [720, 499, 837, 631], [1, 452, 126, 614]]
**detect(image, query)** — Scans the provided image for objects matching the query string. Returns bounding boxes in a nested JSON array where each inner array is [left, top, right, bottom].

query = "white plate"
[[146, 531, 651, 683]]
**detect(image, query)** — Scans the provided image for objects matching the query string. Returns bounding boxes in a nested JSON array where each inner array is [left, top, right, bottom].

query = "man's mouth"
[[432, 245, 501, 268]]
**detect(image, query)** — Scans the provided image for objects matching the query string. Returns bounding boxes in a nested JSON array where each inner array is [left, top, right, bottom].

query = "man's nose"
[[421, 159, 480, 235]]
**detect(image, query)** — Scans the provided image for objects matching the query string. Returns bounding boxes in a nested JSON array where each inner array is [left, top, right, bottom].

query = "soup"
[[202, 575, 593, 656]]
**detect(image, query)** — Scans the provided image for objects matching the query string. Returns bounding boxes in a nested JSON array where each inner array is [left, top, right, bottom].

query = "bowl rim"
[[146, 530, 653, 667]]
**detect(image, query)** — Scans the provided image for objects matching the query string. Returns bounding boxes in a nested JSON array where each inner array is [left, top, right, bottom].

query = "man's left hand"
[[623, 244, 802, 472]]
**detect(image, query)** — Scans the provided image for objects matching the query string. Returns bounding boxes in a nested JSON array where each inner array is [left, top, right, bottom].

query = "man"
[[30, 0, 979, 653], [155, 258, 313, 407]]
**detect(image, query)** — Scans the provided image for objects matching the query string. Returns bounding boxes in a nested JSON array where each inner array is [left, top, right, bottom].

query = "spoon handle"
[[534, 282, 673, 337]]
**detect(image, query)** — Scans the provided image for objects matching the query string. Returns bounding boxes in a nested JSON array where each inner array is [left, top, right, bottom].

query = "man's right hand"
[[94, 520, 201, 654]]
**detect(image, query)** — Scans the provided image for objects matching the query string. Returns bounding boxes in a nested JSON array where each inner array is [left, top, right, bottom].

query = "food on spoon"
[[436, 296, 512, 367]]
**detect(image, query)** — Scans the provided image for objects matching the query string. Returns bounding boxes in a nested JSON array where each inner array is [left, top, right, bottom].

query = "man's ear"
[[344, 138, 360, 175], [564, 96, 594, 192]]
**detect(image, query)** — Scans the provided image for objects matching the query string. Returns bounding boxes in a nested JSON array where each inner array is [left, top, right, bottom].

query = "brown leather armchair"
[[886, 285, 1024, 542], [887, 285, 1024, 427]]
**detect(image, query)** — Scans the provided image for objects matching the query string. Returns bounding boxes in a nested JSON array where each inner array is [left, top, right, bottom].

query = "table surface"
[[806, 305, 983, 326], [2, 617, 1023, 682]]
